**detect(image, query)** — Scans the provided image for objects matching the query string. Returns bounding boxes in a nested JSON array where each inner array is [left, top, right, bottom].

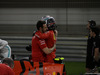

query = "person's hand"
[[54, 44, 56, 49], [54, 30, 58, 37]]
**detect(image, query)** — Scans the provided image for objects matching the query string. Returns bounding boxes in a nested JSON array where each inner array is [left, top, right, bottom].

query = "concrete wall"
[[0, 8, 100, 36]]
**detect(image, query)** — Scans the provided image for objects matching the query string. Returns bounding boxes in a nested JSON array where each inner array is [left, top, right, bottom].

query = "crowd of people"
[[0, 15, 100, 74], [31, 16, 100, 73], [86, 20, 100, 73]]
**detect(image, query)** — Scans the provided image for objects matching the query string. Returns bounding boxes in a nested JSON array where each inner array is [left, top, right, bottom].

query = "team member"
[[31, 20, 56, 62], [86, 20, 96, 72], [0, 39, 11, 60], [35, 15, 57, 63], [90, 27, 100, 68], [0, 58, 15, 75]]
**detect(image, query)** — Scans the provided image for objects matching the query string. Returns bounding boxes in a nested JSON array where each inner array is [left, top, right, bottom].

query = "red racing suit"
[[35, 30, 56, 63], [32, 31, 47, 62], [0, 64, 15, 75]]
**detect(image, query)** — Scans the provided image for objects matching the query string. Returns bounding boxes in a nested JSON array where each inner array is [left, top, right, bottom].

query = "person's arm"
[[94, 48, 100, 62], [42, 44, 56, 54], [38, 39, 56, 54], [35, 31, 50, 39], [94, 37, 100, 62], [0, 39, 8, 49]]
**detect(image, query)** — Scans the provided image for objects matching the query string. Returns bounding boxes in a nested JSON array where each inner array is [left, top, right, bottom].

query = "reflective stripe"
[[5, 45, 11, 58]]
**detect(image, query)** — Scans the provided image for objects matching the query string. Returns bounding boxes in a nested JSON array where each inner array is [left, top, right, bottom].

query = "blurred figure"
[[0, 39, 11, 61], [86, 20, 96, 72], [31, 20, 56, 62], [87, 20, 96, 30], [90, 27, 100, 67], [0, 58, 15, 75]]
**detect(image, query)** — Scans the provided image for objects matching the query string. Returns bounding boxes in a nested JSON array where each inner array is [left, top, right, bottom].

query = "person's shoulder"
[[5, 64, 15, 75], [46, 30, 54, 34], [35, 31, 42, 34], [35, 31, 42, 38], [32, 36, 36, 39], [48, 30, 53, 32], [45, 31, 51, 33], [44, 31, 52, 36], [0, 64, 12, 71], [0, 63, 6, 67]]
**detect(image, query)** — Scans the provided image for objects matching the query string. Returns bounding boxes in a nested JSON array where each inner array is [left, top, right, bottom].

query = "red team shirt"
[[0, 64, 15, 75], [32, 31, 47, 62], [35, 30, 56, 63]]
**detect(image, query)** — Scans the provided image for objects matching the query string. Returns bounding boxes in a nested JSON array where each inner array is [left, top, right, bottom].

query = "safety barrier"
[[0, 36, 87, 62], [13, 60, 66, 75]]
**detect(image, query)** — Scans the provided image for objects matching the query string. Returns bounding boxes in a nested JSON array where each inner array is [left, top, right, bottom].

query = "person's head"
[[36, 20, 48, 33], [2, 58, 14, 69], [41, 15, 57, 30], [90, 26, 99, 38], [87, 20, 96, 30]]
